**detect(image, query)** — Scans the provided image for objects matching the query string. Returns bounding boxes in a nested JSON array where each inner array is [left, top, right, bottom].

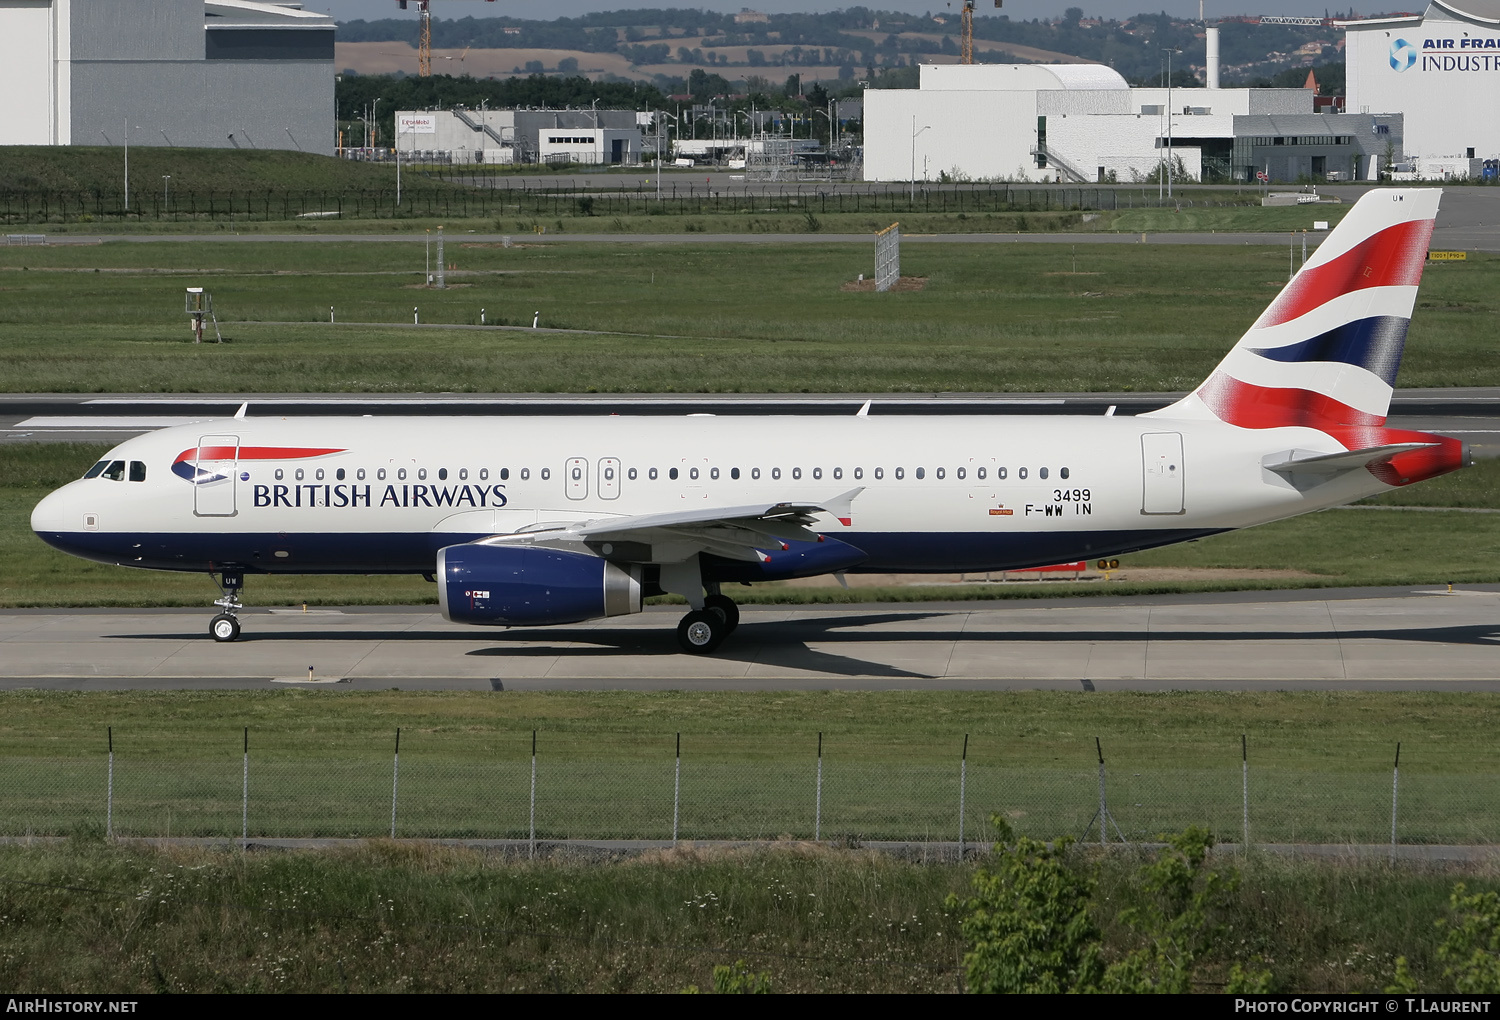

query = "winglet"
[[233, 402, 248, 420], [822, 486, 865, 527], [856, 399, 872, 418]]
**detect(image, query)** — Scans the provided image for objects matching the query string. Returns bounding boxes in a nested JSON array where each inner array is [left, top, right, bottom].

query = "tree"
[[947, 821, 1103, 994], [1392, 884, 1500, 993]]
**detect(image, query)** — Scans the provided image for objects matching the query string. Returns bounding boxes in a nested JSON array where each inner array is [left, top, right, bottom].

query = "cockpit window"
[[129, 461, 147, 482], [101, 460, 126, 481], [83, 461, 108, 479]]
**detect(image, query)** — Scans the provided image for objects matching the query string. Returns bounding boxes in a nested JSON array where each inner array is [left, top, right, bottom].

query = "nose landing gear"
[[209, 569, 245, 642]]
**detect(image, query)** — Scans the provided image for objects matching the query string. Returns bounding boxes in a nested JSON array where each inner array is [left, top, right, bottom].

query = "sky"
[[311, 2, 1368, 24]]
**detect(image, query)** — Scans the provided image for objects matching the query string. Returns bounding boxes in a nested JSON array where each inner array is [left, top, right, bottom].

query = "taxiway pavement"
[[3, 586, 1497, 692]]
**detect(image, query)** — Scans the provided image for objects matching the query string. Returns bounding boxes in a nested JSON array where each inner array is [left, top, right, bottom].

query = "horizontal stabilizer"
[[1263, 442, 1436, 478]]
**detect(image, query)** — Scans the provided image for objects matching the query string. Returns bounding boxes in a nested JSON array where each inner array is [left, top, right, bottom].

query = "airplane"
[[30, 188, 1468, 654]]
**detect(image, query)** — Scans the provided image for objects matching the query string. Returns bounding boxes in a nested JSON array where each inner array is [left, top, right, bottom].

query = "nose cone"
[[31, 486, 68, 536]]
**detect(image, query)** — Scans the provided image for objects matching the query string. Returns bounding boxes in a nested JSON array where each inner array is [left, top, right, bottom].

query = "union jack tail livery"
[[1150, 188, 1466, 487]]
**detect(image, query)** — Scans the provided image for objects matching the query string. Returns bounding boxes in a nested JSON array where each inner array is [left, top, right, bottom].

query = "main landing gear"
[[209, 569, 245, 642], [676, 588, 740, 655]]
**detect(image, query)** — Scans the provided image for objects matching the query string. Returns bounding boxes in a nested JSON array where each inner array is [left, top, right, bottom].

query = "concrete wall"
[[864, 86, 1044, 182], [71, 0, 200, 60], [1346, 3, 1500, 162], [0, 0, 59, 144], [74, 59, 333, 153], [1048, 113, 1207, 182], [1128, 87, 1312, 116]]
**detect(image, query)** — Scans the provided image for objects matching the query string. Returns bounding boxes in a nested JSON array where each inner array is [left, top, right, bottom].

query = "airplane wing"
[[477, 488, 866, 564]]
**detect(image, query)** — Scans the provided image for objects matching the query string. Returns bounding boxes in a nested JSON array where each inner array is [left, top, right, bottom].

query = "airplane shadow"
[[100, 612, 1500, 680]]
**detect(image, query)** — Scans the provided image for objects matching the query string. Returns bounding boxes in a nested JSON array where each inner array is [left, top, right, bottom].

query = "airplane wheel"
[[677, 609, 727, 654], [209, 613, 241, 643], [704, 594, 740, 634]]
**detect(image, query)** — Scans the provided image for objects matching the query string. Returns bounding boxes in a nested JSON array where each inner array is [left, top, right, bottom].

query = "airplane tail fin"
[[1147, 187, 1440, 431]]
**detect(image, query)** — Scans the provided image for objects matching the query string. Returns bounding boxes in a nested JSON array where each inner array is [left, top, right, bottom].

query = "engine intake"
[[437, 544, 642, 626]]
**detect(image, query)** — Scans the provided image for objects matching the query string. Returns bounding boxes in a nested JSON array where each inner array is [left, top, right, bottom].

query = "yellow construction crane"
[[960, 0, 1002, 66], [398, 0, 495, 78]]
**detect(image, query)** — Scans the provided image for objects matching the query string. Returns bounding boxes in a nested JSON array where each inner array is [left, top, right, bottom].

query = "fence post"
[[1241, 733, 1249, 853], [958, 734, 968, 861], [1391, 742, 1401, 862], [390, 727, 400, 839], [242, 726, 249, 849], [815, 732, 823, 842], [529, 729, 537, 858], [672, 732, 681, 846], [1096, 737, 1107, 847], [106, 726, 113, 839]]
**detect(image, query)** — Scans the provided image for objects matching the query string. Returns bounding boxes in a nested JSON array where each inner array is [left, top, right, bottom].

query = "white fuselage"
[[31, 413, 1390, 576]]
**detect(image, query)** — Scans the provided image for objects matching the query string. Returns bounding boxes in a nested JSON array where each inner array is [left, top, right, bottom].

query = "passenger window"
[[772, 468, 781, 480], [628, 467, 638, 480], [833, 467, 842, 480], [812, 467, 822, 480], [458, 468, 467, 481], [751, 468, 760, 480], [540, 468, 550, 481], [731, 467, 740, 480], [1019, 467, 1029, 480], [956, 467, 965, 480], [895, 468, 905, 480], [102, 461, 125, 481], [357, 468, 366, 481], [978, 467, 987, 480], [935, 468, 945, 480], [84, 461, 108, 479], [998, 467, 1007, 480], [129, 461, 147, 482], [521, 468, 530, 481], [649, 467, 659, 480], [690, 467, 699, 480], [316, 468, 325, 481], [295, 468, 305, 481], [711, 467, 719, 480], [397, 468, 406, 481], [1060, 467, 1070, 480], [418, 468, 427, 481], [439, 468, 448, 481], [378, 468, 387, 481], [336, 468, 345, 481], [792, 467, 802, 480], [670, 468, 679, 480], [916, 468, 925, 480], [572, 466, 583, 480], [874, 468, 883, 480], [1039, 467, 1049, 480], [854, 467, 863, 480]]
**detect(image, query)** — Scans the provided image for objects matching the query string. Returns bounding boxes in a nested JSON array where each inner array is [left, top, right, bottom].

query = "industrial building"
[[864, 63, 1400, 185], [392, 108, 645, 165], [1342, 0, 1500, 177], [0, 0, 334, 154]]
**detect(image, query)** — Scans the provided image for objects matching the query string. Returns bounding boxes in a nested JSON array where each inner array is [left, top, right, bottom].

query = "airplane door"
[[1141, 433, 1184, 515], [565, 457, 589, 500], [599, 457, 620, 500], [194, 434, 239, 517]]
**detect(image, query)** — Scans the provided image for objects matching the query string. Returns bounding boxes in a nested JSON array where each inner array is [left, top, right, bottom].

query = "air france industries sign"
[[1390, 35, 1500, 72]]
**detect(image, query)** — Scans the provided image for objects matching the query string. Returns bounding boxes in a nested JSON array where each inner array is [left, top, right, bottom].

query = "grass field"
[[1, 689, 1498, 844], [4, 839, 1484, 993], [0, 237, 1492, 393]]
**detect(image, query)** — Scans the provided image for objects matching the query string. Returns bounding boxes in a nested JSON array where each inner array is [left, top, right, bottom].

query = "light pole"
[[162, 175, 170, 208], [1162, 47, 1181, 199], [123, 118, 129, 212], [372, 96, 382, 151], [910, 117, 931, 202]]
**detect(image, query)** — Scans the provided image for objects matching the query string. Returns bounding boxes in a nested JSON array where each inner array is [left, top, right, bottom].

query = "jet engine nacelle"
[[437, 544, 643, 626]]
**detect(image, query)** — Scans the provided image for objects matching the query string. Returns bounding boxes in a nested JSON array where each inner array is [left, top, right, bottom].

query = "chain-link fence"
[[0, 731, 1484, 850], [0, 183, 1247, 226]]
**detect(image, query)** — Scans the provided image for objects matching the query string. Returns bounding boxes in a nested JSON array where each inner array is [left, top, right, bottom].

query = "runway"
[[4, 390, 1500, 457], [3, 586, 1497, 692]]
